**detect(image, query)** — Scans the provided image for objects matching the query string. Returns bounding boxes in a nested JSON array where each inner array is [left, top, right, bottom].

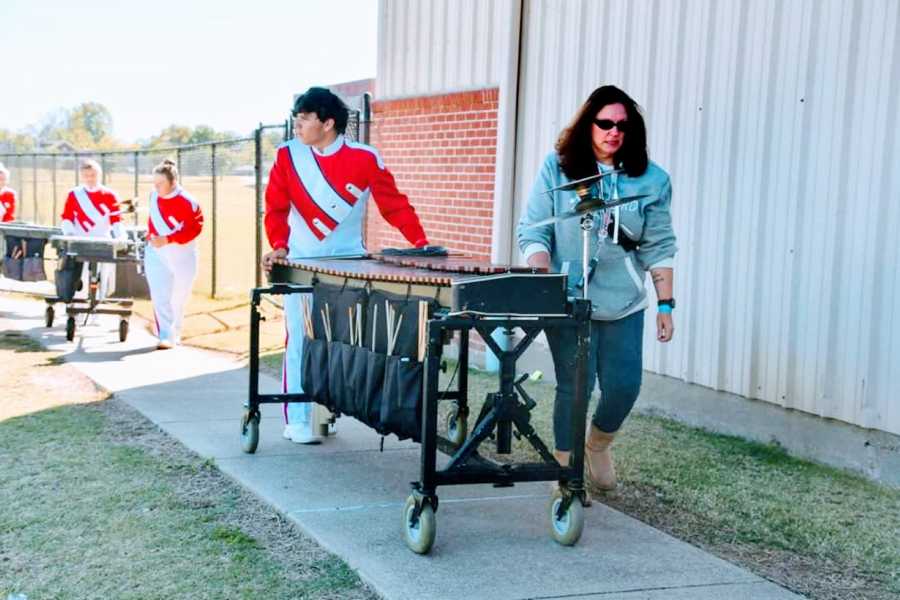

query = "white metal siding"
[[510, 0, 900, 435], [377, 0, 509, 98]]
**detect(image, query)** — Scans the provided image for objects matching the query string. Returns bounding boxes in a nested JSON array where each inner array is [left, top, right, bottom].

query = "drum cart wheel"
[[240, 409, 261, 454], [402, 493, 437, 555], [444, 404, 468, 447], [548, 488, 585, 546]]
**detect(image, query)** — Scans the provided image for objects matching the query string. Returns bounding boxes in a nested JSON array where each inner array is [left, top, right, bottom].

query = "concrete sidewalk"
[[1, 295, 803, 600]]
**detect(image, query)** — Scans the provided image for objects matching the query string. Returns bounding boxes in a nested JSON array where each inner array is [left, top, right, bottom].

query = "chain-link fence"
[[0, 94, 370, 298]]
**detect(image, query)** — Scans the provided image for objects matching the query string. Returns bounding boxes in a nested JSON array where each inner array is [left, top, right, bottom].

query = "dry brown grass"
[[0, 329, 376, 600]]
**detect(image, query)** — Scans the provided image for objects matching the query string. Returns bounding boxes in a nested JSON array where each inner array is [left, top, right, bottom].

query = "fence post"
[[133, 151, 139, 226], [176, 149, 182, 182], [362, 91, 373, 144], [101, 153, 107, 186], [254, 125, 263, 288], [15, 155, 22, 216], [210, 143, 217, 298], [51, 154, 57, 224], [74, 153, 80, 186], [32, 154, 37, 221]]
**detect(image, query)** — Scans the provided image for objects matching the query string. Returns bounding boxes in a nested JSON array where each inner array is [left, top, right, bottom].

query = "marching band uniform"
[[0, 187, 16, 222], [265, 134, 428, 441], [60, 185, 125, 299], [144, 186, 203, 347]]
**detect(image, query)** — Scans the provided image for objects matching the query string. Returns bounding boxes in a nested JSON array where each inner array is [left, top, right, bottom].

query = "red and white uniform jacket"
[[264, 135, 427, 258], [0, 187, 16, 222], [60, 185, 123, 238], [147, 186, 204, 245]]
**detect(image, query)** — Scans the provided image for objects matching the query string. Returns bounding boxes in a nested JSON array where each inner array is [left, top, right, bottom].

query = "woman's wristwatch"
[[657, 298, 676, 314]]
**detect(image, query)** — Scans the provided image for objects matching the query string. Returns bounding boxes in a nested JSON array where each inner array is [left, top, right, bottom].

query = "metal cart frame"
[[242, 283, 591, 554]]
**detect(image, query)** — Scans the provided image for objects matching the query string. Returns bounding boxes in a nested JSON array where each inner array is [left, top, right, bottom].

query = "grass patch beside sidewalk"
[[462, 363, 900, 600], [260, 351, 900, 600], [0, 333, 375, 600]]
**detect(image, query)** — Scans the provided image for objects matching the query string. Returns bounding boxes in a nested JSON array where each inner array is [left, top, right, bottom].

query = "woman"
[[517, 85, 677, 492], [60, 159, 125, 300], [0, 163, 16, 222], [144, 159, 204, 350]]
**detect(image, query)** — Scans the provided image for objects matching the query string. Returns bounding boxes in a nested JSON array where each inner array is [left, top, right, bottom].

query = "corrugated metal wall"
[[376, 0, 900, 436], [510, 0, 900, 435], [376, 0, 508, 98]]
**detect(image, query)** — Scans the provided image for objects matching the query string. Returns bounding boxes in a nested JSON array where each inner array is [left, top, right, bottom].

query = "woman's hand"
[[527, 251, 551, 270], [262, 248, 288, 272], [149, 235, 169, 249], [656, 312, 674, 342]]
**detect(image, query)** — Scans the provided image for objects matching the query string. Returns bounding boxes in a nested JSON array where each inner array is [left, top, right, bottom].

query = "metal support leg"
[[246, 289, 262, 416], [417, 319, 443, 508], [564, 300, 592, 502]]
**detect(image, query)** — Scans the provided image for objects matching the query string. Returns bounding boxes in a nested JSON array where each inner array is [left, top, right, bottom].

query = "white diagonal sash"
[[286, 140, 353, 227], [149, 191, 181, 237], [73, 187, 106, 229]]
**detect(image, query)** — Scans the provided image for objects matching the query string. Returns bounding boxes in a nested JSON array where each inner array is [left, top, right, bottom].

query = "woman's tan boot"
[[553, 449, 571, 468], [585, 425, 617, 491]]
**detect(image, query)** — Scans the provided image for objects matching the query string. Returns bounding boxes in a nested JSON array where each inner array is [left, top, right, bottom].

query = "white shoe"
[[285, 423, 322, 445], [282, 426, 291, 440]]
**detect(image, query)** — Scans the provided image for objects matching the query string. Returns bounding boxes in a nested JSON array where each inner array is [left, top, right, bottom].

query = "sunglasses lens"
[[595, 119, 629, 132]]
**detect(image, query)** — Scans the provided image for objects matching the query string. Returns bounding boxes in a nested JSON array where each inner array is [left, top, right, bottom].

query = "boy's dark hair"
[[292, 87, 349, 134], [556, 85, 649, 179]]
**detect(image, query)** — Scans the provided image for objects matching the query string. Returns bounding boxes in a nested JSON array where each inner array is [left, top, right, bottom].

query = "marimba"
[[243, 252, 591, 554]]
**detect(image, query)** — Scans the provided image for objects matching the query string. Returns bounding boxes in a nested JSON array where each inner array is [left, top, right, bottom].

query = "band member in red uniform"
[[262, 86, 429, 444], [60, 159, 126, 299], [0, 164, 16, 222], [144, 159, 204, 350]]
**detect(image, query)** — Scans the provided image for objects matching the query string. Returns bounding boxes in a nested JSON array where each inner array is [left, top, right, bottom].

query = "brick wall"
[[365, 88, 498, 257]]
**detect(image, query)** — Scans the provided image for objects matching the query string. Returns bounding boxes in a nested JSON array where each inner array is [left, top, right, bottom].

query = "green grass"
[[0, 342, 375, 600], [260, 351, 900, 599]]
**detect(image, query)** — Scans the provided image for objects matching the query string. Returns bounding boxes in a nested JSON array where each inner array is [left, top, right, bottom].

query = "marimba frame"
[[243, 266, 592, 554]]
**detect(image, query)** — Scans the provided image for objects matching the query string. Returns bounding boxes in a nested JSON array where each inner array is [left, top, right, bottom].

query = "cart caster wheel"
[[444, 405, 468, 447], [240, 410, 260, 454], [65, 317, 76, 342], [45, 306, 55, 328], [548, 489, 584, 546], [118, 320, 129, 342], [402, 495, 436, 554]]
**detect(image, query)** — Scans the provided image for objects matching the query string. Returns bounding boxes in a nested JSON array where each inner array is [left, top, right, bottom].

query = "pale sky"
[[0, 0, 378, 142]]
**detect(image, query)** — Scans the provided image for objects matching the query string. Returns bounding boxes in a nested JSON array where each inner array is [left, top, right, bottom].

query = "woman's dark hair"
[[555, 85, 649, 179], [153, 158, 178, 184], [292, 87, 349, 134]]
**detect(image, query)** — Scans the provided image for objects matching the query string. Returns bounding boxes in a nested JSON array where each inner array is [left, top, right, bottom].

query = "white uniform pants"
[[144, 242, 198, 345], [282, 293, 330, 434]]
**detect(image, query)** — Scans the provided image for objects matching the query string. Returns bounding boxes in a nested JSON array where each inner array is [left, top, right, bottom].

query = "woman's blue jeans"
[[545, 310, 644, 451]]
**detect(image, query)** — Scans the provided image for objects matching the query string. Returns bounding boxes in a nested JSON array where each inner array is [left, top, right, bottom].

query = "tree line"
[[0, 101, 253, 153]]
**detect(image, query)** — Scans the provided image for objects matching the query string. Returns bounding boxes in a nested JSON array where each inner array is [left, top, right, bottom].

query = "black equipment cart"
[[47, 230, 146, 342], [243, 255, 591, 554]]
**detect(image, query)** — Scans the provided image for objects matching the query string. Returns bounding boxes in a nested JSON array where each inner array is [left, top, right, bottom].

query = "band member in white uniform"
[[59, 159, 126, 300], [262, 87, 430, 444], [143, 159, 204, 350]]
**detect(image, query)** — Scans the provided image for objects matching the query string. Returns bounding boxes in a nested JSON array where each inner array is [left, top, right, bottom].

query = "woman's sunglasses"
[[593, 119, 630, 133]]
